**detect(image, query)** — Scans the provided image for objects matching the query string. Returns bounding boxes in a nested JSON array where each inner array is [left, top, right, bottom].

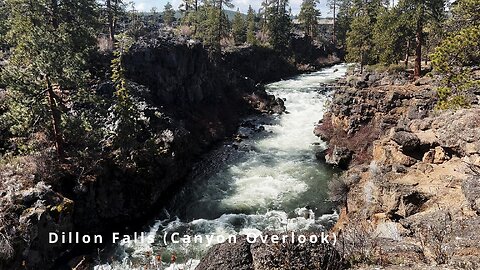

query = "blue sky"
[[132, 0, 332, 16]]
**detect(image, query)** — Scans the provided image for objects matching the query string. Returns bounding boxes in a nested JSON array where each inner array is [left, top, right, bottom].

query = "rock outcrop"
[[315, 70, 437, 167], [196, 235, 345, 270], [222, 35, 341, 84], [317, 68, 480, 268]]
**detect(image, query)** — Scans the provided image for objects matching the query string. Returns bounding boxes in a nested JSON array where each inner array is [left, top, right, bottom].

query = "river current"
[[94, 63, 348, 270]]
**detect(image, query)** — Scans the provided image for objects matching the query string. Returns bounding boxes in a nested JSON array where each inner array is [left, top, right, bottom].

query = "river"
[[94, 63, 348, 270]]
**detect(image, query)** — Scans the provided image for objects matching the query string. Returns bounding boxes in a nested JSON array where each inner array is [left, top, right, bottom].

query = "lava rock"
[[195, 236, 254, 270], [325, 146, 353, 169], [391, 131, 421, 153], [462, 176, 480, 214], [197, 235, 345, 270]]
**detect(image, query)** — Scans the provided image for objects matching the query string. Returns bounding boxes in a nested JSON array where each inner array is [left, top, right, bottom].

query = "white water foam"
[[94, 64, 348, 269]]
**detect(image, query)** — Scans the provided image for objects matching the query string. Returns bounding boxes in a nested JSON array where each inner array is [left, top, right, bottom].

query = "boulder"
[[433, 146, 448, 164], [197, 235, 345, 270], [195, 237, 253, 270], [414, 76, 432, 86], [391, 131, 421, 153], [325, 146, 353, 169], [422, 149, 435, 163]]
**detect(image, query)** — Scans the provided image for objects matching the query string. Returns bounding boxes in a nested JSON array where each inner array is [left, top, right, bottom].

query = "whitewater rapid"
[[94, 64, 348, 270]]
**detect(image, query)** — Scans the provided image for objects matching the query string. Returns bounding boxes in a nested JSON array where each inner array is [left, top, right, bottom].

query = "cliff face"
[[222, 35, 341, 84], [0, 38, 339, 270], [317, 69, 480, 268], [69, 41, 288, 232]]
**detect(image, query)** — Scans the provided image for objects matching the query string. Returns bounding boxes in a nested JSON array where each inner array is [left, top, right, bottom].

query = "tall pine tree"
[[267, 0, 292, 52], [298, 0, 320, 38], [246, 5, 257, 44], [232, 9, 246, 44], [1, 0, 98, 158], [431, 0, 480, 109], [397, 0, 446, 77], [163, 2, 175, 26]]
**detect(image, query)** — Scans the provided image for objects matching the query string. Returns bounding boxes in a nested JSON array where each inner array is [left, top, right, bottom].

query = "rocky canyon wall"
[[316, 69, 480, 268]]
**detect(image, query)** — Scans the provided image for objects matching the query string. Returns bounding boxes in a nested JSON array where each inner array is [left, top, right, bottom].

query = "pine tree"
[[431, 0, 480, 109], [346, 12, 372, 73], [328, 0, 339, 44], [215, 0, 234, 46], [104, 0, 125, 46], [110, 36, 140, 153], [345, 0, 390, 69], [246, 5, 257, 44], [163, 2, 175, 26], [194, 0, 233, 52], [232, 9, 246, 44], [267, 0, 292, 52], [298, 0, 320, 38], [397, 0, 446, 77], [0, 0, 98, 158], [372, 4, 415, 65], [336, 0, 353, 46]]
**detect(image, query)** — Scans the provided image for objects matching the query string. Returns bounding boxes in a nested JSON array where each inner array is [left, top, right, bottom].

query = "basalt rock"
[[197, 235, 346, 270], [325, 146, 353, 169], [315, 70, 437, 167], [391, 131, 421, 153], [462, 175, 480, 214], [323, 71, 480, 267], [222, 35, 341, 84]]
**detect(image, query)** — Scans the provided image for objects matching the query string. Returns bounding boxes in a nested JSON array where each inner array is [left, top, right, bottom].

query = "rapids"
[[94, 64, 348, 270]]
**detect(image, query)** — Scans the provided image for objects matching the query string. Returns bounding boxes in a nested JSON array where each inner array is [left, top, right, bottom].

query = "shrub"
[[337, 221, 380, 265], [386, 63, 406, 74], [417, 212, 454, 265]]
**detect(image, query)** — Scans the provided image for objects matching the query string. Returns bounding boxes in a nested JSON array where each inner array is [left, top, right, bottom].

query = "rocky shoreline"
[[0, 36, 341, 270], [316, 68, 480, 269]]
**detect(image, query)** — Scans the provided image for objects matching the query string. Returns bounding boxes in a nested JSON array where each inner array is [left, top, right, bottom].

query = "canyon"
[[0, 35, 341, 270]]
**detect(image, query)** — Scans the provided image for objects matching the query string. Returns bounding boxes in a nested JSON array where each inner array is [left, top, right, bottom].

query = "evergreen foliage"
[[335, 0, 353, 46], [298, 0, 320, 38], [246, 5, 257, 44], [266, 0, 292, 52], [163, 2, 175, 26], [0, 0, 99, 157], [232, 9, 247, 44], [431, 0, 480, 109]]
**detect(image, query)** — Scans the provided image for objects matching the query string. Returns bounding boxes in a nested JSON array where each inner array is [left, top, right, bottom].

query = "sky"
[[132, 0, 332, 16]]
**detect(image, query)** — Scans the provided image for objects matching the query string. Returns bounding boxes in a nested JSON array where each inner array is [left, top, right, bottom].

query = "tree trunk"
[[405, 39, 410, 69], [217, 0, 223, 47], [360, 51, 364, 74], [106, 0, 114, 45], [46, 76, 64, 159], [414, 18, 423, 78], [332, 0, 336, 45]]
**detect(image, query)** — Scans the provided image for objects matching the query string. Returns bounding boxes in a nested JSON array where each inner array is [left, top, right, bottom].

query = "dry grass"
[[337, 221, 381, 266], [418, 212, 453, 265]]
